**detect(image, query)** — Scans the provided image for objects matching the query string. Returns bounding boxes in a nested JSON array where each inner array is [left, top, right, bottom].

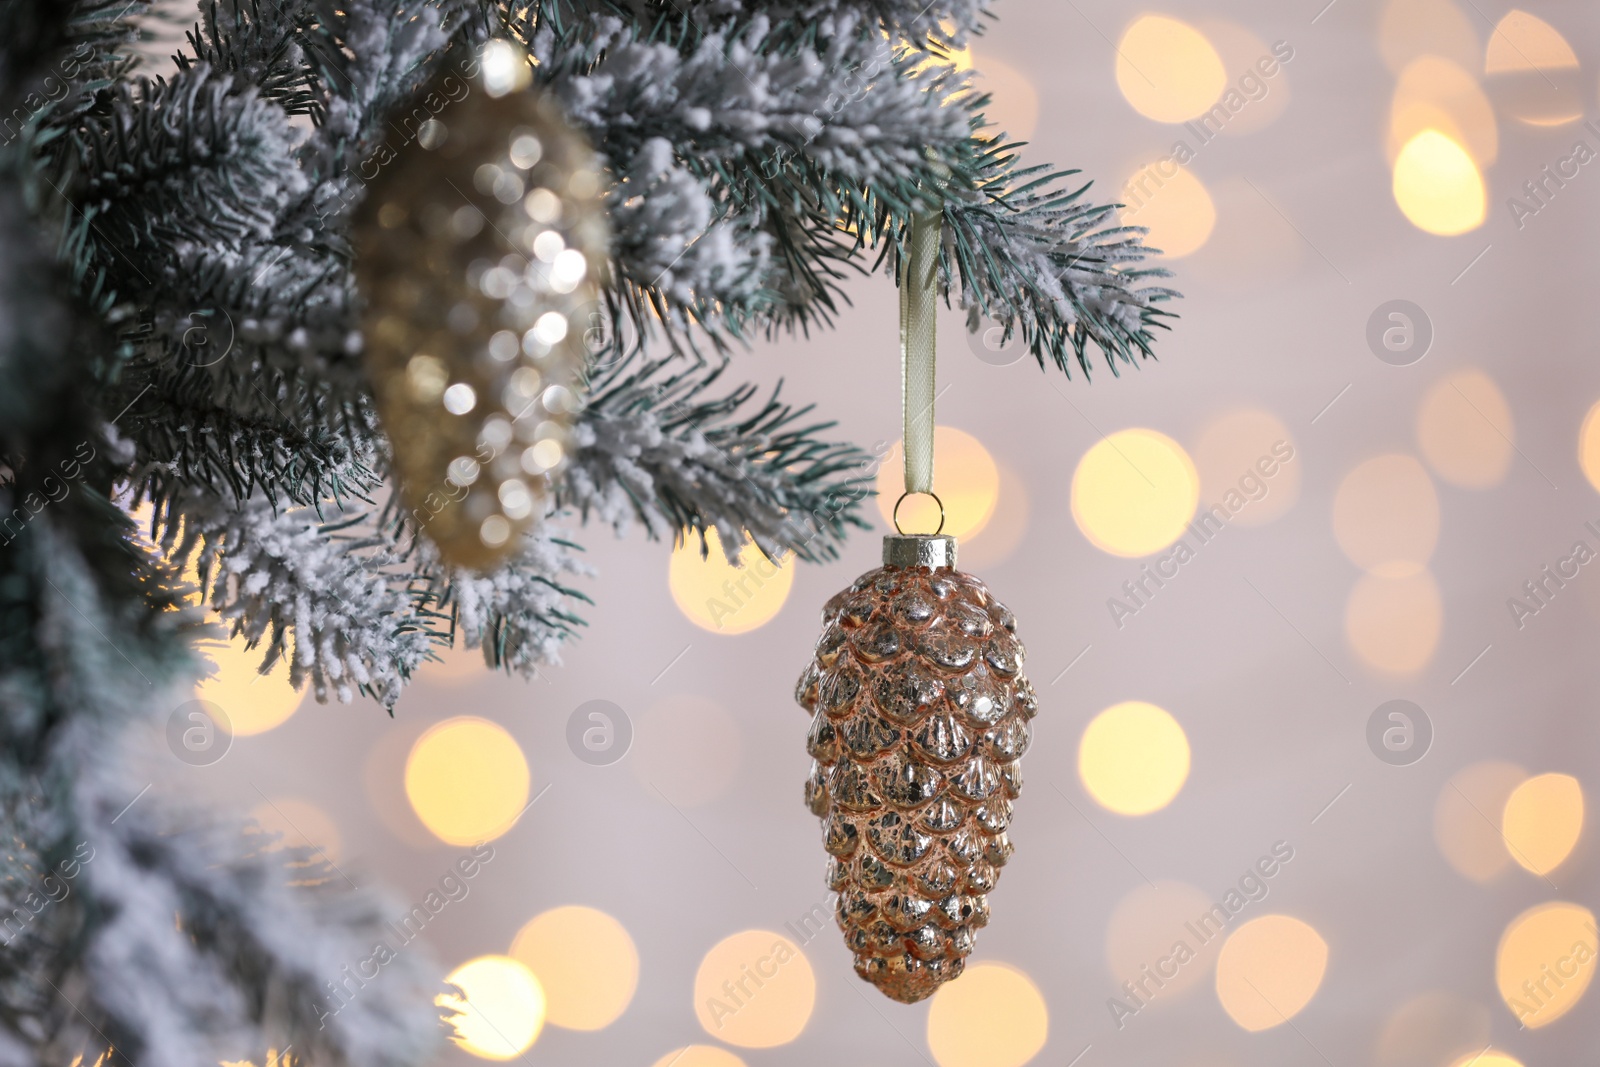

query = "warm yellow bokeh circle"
[[1078, 701, 1190, 816], [193, 633, 305, 736], [1449, 1054, 1524, 1067], [875, 426, 1001, 540], [1416, 369, 1514, 489], [1577, 397, 1600, 493], [1115, 16, 1226, 123], [693, 930, 815, 1048], [1501, 772, 1584, 876], [438, 955, 547, 1060], [1392, 129, 1486, 236], [1072, 429, 1199, 558], [1434, 761, 1528, 883], [1215, 914, 1329, 1031], [1345, 570, 1443, 676], [405, 717, 531, 845], [510, 905, 639, 1031], [1332, 454, 1439, 577], [649, 1048, 748, 1067], [1495, 901, 1597, 1028], [1119, 165, 1216, 259], [669, 527, 794, 635], [926, 962, 1048, 1067]]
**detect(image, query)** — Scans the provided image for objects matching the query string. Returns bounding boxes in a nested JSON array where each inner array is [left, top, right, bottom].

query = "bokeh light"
[[1079, 701, 1190, 816], [1345, 570, 1443, 675], [971, 54, 1039, 141], [248, 797, 342, 862], [1119, 164, 1216, 259], [1191, 409, 1299, 526], [510, 905, 639, 1030], [1215, 914, 1328, 1032], [1495, 902, 1596, 1028], [1332, 454, 1439, 577], [876, 426, 1001, 540], [926, 962, 1048, 1067], [1449, 1055, 1523, 1067], [405, 717, 531, 845], [1392, 129, 1486, 236], [649, 1049, 748, 1067], [1379, 0, 1479, 74], [438, 955, 547, 1060], [1501, 772, 1584, 875], [960, 460, 1030, 571], [1105, 881, 1216, 1000], [1484, 10, 1583, 126], [1198, 21, 1292, 135], [693, 930, 815, 1048], [1071, 429, 1200, 558], [631, 694, 742, 807], [669, 526, 794, 635], [1375, 991, 1491, 1067], [1576, 396, 1600, 493], [1416, 369, 1514, 488], [1435, 761, 1527, 882], [193, 633, 305, 736], [1388, 56, 1497, 166], [1115, 16, 1226, 123]]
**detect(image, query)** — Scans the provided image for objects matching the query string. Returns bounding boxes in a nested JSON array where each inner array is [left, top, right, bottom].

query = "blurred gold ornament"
[[355, 40, 607, 570], [794, 533, 1036, 1002]]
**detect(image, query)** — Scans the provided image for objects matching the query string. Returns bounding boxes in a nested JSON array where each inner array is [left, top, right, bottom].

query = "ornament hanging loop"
[[900, 203, 941, 498], [892, 490, 946, 537]]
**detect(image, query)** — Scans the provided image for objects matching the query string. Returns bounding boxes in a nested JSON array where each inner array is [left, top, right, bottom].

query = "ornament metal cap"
[[882, 533, 958, 569]]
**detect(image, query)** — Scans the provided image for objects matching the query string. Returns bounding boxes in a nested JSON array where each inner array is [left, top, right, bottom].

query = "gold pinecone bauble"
[[795, 534, 1036, 1003], [354, 42, 607, 571]]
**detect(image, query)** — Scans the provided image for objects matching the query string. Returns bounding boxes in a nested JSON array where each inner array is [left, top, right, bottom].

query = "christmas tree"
[[0, 0, 1172, 1062]]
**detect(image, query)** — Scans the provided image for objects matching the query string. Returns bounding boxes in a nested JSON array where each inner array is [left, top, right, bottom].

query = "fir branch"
[[562, 352, 875, 565]]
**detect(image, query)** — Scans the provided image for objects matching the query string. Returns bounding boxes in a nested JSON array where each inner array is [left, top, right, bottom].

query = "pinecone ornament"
[[795, 534, 1036, 1003]]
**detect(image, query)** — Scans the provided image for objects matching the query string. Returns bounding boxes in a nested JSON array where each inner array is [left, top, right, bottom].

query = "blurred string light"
[[438, 955, 547, 1060], [1345, 570, 1443, 675], [630, 694, 742, 807], [649, 1049, 747, 1067], [1392, 129, 1486, 235], [1071, 429, 1199, 557], [693, 930, 815, 1048], [1115, 15, 1226, 123], [194, 633, 306, 736], [1434, 761, 1528, 882], [1379, 0, 1479, 74], [1191, 409, 1300, 527], [1119, 164, 1216, 259], [1484, 10, 1583, 126], [1415, 369, 1515, 488], [1495, 902, 1596, 1027], [510, 906, 639, 1031], [1449, 1055, 1524, 1067], [248, 797, 342, 863], [1332, 454, 1439, 577], [1214, 914, 1328, 1031], [1501, 772, 1584, 875], [1078, 701, 1190, 816], [876, 426, 1000, 540], [1575, 396, 1600, 493], [1388, 56, 1497, 166], [404, 717, 530, 845], [1375, 991, 1492, 1067], [959, 460, 1030, 571], [1105, 881, 1217, 1000], [668, 526, 794, 635], [925, 962, 1048, 1067], [1197, 20, 1293, 135]]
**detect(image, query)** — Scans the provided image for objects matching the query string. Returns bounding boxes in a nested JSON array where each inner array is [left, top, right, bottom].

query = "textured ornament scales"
[[355, 44, 607, 571], [795, 549, 1036, 1003]]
